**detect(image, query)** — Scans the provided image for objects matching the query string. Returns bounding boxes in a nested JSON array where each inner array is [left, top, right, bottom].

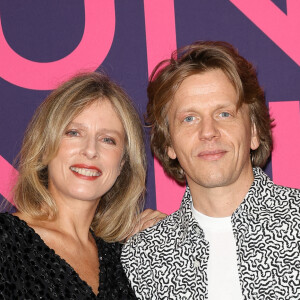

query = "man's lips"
[[197, 150, 227, 161], [70, 164, 102, 180]]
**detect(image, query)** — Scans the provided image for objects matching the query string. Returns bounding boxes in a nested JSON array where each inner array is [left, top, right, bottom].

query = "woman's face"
[[47, 99, 125, 205]]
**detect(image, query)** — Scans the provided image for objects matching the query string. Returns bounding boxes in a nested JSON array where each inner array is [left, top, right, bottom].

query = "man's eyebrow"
[[175, 102, 237, 114]]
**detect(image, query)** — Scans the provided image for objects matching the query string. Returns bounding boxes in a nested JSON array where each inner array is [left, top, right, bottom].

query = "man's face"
[[167, 69, 259, 192]]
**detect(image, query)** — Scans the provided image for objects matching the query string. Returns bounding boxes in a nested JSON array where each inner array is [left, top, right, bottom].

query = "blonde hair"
[[14, 72, 146, 242]]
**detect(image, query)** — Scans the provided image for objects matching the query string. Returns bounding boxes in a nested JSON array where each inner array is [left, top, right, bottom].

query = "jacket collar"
[[177, 167, 270, 241], [232, 167, 274, 236], [234, 167, 271, 213]]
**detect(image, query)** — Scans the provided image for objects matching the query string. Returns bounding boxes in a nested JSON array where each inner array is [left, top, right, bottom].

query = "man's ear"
[[250, 123, 260, 150], [167, 146, 177, 160]]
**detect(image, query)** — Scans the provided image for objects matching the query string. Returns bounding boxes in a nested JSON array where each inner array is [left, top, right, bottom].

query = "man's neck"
[[189, 167, 255, 218]]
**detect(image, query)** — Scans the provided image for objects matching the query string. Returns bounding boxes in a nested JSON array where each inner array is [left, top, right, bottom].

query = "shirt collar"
[[233, 167, 272, 215]]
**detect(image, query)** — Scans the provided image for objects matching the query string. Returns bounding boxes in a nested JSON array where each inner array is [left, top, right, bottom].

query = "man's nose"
[[198, 117, 220, 141]]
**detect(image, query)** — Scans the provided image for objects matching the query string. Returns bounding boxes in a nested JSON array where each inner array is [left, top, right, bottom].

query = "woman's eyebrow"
[[67, 122, 124, 138], [66, 122, 88, 129]]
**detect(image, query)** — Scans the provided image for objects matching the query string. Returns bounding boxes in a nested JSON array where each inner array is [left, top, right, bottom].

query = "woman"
[[0, 72, 153, 299]]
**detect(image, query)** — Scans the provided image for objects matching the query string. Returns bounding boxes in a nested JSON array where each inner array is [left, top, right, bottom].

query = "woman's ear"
[[118, 157, 126, 176], [41, 151, 48, 166]]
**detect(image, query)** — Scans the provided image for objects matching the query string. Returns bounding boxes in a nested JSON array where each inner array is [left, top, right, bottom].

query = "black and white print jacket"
[[122, 168, 300, 300]]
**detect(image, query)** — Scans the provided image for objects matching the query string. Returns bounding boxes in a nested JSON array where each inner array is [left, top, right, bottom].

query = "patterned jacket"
[[122, 168, 300, 300]]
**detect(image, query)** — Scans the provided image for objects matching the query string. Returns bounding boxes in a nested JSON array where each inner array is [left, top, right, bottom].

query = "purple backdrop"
[[0, 0, 299, 212]]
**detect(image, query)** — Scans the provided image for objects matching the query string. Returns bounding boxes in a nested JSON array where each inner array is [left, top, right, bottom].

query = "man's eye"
[[65, 130, 79, 136], [183, 116, 195, 122], [103, 137, 116, 145], [219, 112, 230, 118]]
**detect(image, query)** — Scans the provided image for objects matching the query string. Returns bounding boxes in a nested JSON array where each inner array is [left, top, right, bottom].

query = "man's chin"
[[195, 171, 232, 189]]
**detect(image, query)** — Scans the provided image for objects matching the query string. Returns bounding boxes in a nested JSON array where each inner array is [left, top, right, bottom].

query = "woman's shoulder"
[[0, 212, 32, 244], [0, 212, 23, 230]]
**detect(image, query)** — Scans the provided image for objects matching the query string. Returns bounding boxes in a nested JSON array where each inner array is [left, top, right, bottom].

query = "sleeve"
[[121, 234, 158, 300]]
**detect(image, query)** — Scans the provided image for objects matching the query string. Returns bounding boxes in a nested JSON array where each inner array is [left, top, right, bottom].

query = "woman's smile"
[[70, 164, 102, 180]]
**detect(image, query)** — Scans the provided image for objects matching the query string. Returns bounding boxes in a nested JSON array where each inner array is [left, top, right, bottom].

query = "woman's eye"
[[103, 137, 116, 145], [219, 112, 230, 118], [183, 116, 195, 123], [65, 130, 80, 137]]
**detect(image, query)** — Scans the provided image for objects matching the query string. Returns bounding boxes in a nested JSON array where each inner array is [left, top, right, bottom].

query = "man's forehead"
[[172, 72, 237, 103], [175, 74, 221, 97]]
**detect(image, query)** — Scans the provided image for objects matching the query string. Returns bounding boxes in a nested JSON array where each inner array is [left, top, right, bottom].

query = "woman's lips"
[[197, 150, 227, 161], [70, 164, 102, 181]]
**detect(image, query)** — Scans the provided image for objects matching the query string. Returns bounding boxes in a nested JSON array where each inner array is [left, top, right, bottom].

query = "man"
[[122, 41, 300, 299]]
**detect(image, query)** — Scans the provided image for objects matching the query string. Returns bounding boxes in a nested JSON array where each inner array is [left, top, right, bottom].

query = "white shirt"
[[192, 203, 243, 300]]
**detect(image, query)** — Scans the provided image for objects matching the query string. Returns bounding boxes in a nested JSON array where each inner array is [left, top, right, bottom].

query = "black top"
[[0, 213, 137, 300]]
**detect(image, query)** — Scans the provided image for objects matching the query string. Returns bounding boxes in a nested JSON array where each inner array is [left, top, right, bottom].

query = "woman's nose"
[[80, 137, 99, 159]]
